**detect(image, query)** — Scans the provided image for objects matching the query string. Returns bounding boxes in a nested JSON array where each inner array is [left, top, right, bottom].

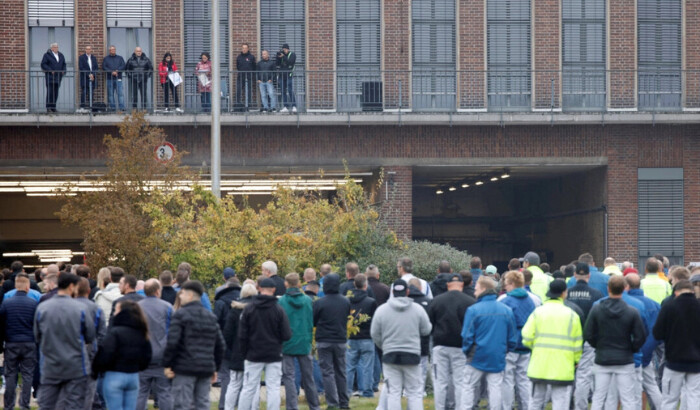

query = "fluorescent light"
[[475, 181, 484, 186], [501, 173, 510, 179], [461, 183, 470, 188], [436, 189, 444, 195], [448, 187, 457, 192], [490, 177, 499, 182]]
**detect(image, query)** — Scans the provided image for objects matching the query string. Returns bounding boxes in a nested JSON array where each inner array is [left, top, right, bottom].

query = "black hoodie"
[[428, 289, 475, 348], [584, 298, 646, 366], [92, 311, 152, 375], [238, 294, 291, 363], [408, 286, 431, 356], [223, 297, 253, 370], [653, 293, 700, 373], [313, 274, 351, 343], [214, 284, 241, 331], [348, 289, 377, 340]]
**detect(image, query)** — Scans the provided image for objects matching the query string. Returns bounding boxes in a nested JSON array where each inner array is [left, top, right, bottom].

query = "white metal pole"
[[211, 0, 221, 198]]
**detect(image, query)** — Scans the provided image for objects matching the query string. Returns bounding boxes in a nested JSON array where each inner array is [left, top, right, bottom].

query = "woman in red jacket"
[[158, 53, 182, 112]]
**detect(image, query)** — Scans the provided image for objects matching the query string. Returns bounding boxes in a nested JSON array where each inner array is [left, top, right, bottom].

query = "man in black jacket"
[[1, 261, 41, 300], [163, 281, 225, 410], [213, 275, 241, 401], [653, 280, 700, 408], [346, 274, 377, 398], [125, 47, 153, 110], [313, 273, 351, 409], [584, 275, 646, 410], [262, 260, 286, 297], [276, 43, 297, 113], [428, 273, 475, 409], [40, 43, 66, 112], [235, 43, 256, 112], [256, 49, 277, 112], [407, 278, 431, 396], [78, 45, 98, 112], [237, 278, 291, 410], [340, 262, 375, 298], [159, 270, 177, 305]]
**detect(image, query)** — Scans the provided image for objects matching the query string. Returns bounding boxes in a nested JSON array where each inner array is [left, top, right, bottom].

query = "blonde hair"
[[503, 271, 524, 288], [241, 283, 258, 299], [97, 267, 111, 290]]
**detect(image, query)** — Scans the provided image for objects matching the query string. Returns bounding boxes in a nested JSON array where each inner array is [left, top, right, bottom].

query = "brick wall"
[[307, 0, 334, 109], [0, 0, 26, 109], [609, 0, 636, 109], [383, 0, 410, 109], [381, 166, 413, 240], [154, 0, 183, 109], [458, 0, 485, 109], [684, 133, 700, 262], [76, 0, 105, 104], [686, 0, 700, 108], [533, 0, 560, 109]]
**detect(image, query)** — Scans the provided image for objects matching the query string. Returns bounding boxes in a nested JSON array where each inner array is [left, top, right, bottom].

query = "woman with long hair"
[[93, 300, 152, 410], [196, 52, 212, 112], [158, 52, 182, 112]]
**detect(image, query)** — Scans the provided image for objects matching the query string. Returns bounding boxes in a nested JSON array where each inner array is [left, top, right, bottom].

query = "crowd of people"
[[40, 42, 298, 114], [0, 251, 698, 410]]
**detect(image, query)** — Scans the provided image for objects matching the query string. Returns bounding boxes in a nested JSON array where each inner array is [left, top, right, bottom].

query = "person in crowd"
[[159, 270, 177, 305], [460, 276, 517, 410], [94, 266, 124, 320], [78, 45, 98, 113], [102, 45, 126, 112], [302, 267, 317, 284], [653, 279, 700, 408], [75, 264, 96, 290], [497, 271, 537, 410], [196, 52, 212, 112], [92, 300, 152, 410], [34, 273, 96, 409], [278, 273, 321, 409], [158, 52, 182, 113], [215, 267, 237, 295], [584, 275, 646, 410], [261, 260, 286, 297], [1, 261, 41, 300], [2, 264, 42, 302], [641, 257, 672, 304], [603, 257, 623, 276], [365, 265, 389, 307], [371, 279, 432, 410], [163, 280, 224, 410], [40, 42, 66, 112], [565, 262, 603, 410], [136, 279, 174, 410], [428, 273, 474, 409], [136, 280, 146, 296], [521, 252, 551, 301], [345, 273, 377, 399], [174, 262, 212, 311], [90, 267, 110, 300], [222, 283, 259, 410], [567, 253, 609, 297], [389, 257, 432, 300], [317, 263, 332, 297], [692, 273, 700, 298], [35, 267, 46, 293], [340, 262, 375, 298], [468, 257, 484, 290], [304, 280, 320, 298], [406, 278, 431, 395], [237, 278, 291, 410], [522, 279, 583, 410], [460, 270, 475, 298], [110, 274, 145, 322], [484, 264, 498, 279], [213, 269, 241, 402], [428, 260, 453, 297], [38, 271, 59, 303], [313, 273, 351, 409], [235, 43, 256, 112], [276, 44, 297, 113], [75, 277, 107, 410], [257, 49, 277, 112], [0, 274, 37, 410], [126, 47, 153, 110]]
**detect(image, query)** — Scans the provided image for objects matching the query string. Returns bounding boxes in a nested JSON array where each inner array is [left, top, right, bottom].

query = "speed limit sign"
[[154, 142, 176, 163]]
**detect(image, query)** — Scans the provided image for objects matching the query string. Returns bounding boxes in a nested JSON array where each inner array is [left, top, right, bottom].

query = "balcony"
[[0, 69, 699, 126]]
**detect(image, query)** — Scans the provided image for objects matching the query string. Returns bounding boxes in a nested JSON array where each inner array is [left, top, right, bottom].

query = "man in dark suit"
[[40, 43, 66, 112], [78, 45, 98, 112]]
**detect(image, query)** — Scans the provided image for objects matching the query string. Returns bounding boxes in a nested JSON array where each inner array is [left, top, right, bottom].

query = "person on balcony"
[[235, 44, 256, 112], [257, 50, 277, 112], [196, 52, 212, 113], [40, 43, 66, 113], [158, 53, 182, 113], [126, 47, 153, 111], [276, 44, 297, 113], [102, 46, 126, 112], [78, 45, 98, 113]]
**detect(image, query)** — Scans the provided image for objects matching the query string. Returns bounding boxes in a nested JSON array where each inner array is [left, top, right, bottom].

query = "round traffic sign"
[[154, 142, 176, 163]]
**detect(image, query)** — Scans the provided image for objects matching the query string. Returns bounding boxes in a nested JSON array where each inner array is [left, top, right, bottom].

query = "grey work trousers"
[[461, 365, 503, 410], [381, 363, 423, 410], [529, 383, 571, 410], [432, 345, 465, 410], [238, 360, 282, 410], [217, 360, 230, 410], [317, 342, 349, 408], [137, 367, 173, 410], [661, 367, 700, 410], [171, 374, 211, 410], [282, 354, 321, 410], [643, 364, 663, 410], [3, 342, 36, 410], [591, 363, 637, 410], [573, 342, 594, 410], [224, 370, 259, 410], [38, 376, 88, 410], [501, 351, 530, 410]]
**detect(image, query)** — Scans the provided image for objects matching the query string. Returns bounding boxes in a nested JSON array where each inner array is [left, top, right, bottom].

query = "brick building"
[[0, 0, 698, 270]]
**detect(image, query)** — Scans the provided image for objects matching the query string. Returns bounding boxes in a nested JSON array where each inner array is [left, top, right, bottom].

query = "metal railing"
[[0, 69, 695, 114]]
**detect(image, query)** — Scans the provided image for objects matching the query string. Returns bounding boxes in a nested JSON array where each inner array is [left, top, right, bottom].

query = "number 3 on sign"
[[154, 142, 176, 163]]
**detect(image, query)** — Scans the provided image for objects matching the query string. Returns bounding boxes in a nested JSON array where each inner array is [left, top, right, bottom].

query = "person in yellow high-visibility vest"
[[522, 279, 583, 410]]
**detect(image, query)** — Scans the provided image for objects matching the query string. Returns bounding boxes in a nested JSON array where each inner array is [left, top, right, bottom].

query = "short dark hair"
[[398, 257, 413, 273], [673, 279, 693, 293], [470, 257, 482, 269], [76, 264, 90, 278], [354, 273, 367, 289], [459, 269, 472, 286], [200, 52, 210, 61], [564, 264, 575, 278], [552, 270, 565, 279], [285, 272, 300, 288], [539, 263, 550, 273], [76, 277, 91, 297], [522, 269, 533, 284], [58, 273, 81, 289], [10, 261, 23, 272], [645, 258, 660, 274], [159, 270, 173, 285], [508, 258, 521, 271], [438, 260, 451, 273], [123, 274, 138, 290], [110, 267, 125, 283], [144, 280, 161, 297], [345, 262, 359, 278], [608, 275, 625, 296], [181, 280, 204, 296]]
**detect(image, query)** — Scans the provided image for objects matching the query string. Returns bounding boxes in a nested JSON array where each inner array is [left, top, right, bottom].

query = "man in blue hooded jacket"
[[461, 276, 518, 409]]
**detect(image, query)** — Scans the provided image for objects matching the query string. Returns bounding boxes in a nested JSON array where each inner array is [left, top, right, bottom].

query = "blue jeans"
[[280, 74, 296, 108], [258, 81, 277, 110], [346, 339, 375, 397], [200, 92, 211, 112], [295, 355, 325, 394], [102, 371, 139, 410], [106, 79, 125, 111], [373, 348, 382, 390]]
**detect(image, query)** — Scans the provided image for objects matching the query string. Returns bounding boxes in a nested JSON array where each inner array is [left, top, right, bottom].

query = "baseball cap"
[[447, 273, 463, 283], [223, 267, 236, 279], [623, 267, 639, 276], [519, 251, 540, 265], [282, 43, 290, 50], [546, 279, 567, 298], [690, 274, 700, 284], [392, 279, 408, 297], [259, 278, 277, 289], [485, 265, 498, 275], [575, 262, 590, 276]]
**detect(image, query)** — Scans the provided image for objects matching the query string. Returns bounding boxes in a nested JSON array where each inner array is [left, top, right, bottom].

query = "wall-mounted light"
[[490, 176, 499, 182], [436, 189, 444, 195], [448, 186, 457, 192], [461, 183, 469, 188], [475, 181, 484, 186]]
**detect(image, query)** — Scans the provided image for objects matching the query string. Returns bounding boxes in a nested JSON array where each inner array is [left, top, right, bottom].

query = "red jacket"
[[158, 62, 178, 85]]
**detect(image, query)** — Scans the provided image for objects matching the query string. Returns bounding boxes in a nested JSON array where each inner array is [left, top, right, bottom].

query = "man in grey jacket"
[[34, 273, 96, 410], [75, 277, 107, 410], [371, 279, 432, 410], [137, 279, 174, 410]]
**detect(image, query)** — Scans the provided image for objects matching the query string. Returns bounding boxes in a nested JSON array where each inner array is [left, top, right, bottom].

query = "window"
[[184, 0, 229, 110], [562, 0, 606, 111], [412, 0, 456, 111], [107, 0, 153, 109], [260, 0, 306, 110], [638, 168, 684, 267], [28, 0, 75, 113], [337, 0, 381, 111], [638, 0, 682, 110], [487, 0, 531, 111]]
